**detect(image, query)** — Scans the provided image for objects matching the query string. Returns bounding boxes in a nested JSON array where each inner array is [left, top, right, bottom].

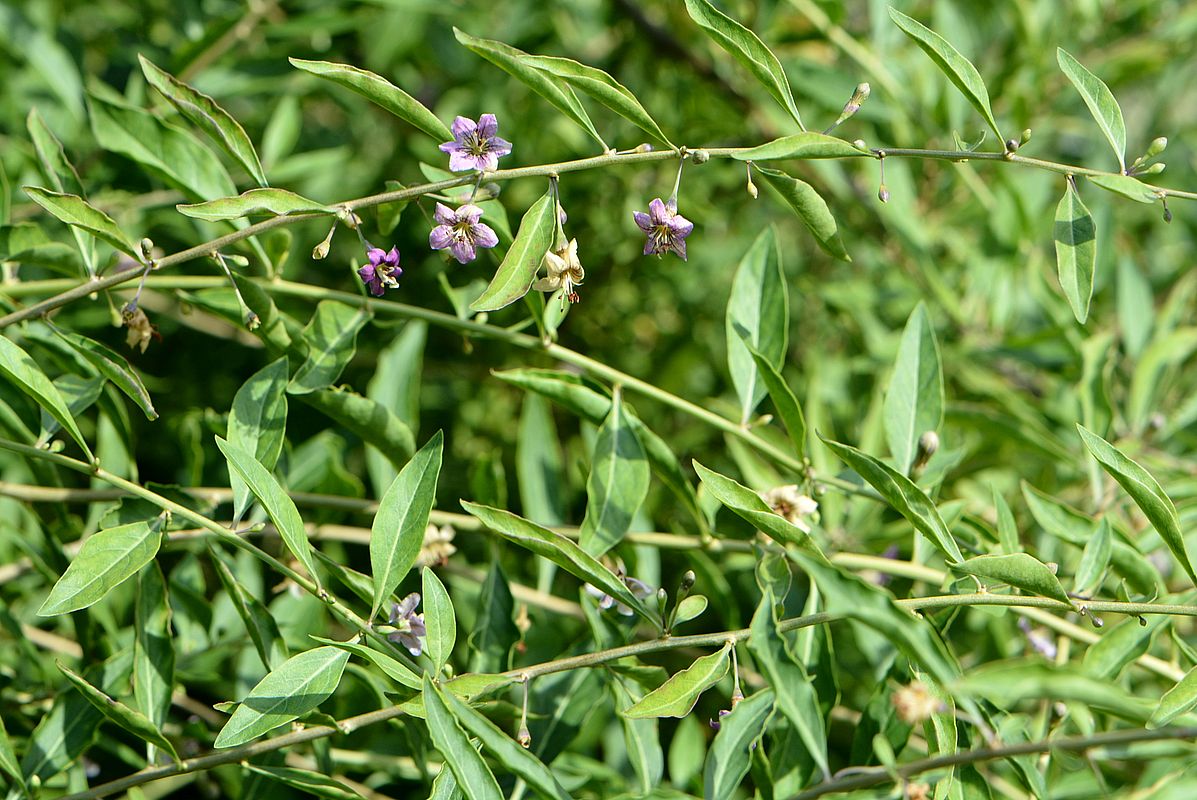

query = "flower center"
[[452, 220, 475, 240], [465, 132, 489, 157]]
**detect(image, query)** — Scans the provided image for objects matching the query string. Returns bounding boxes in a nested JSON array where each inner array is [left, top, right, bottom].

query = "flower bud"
[[1020, 128, 1032, 146], [139, 238, 155, 261], [678, 570, 696, 596], [1005, 138, 1020, 152], [746, 175, 759, 199], [1140, 162, 1165, 175], [1146, 136, 1168, 158], [690, 149, 710, 164], [245, 311, 260, 331], [878, 185, 890, 203], [312, 224, 337, 260], [913, 431, 939, 470]]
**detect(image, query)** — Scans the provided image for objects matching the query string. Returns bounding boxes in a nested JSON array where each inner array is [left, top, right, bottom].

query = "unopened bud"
[[1163, 206, 1173, 223], [690, 149, 710, 164], [1005, 138, 1020, 152], [912, 431, 939, 472], [227, 254, 250, 267], [139, 238, 154, 261], [634, 143, 654, 153], [878, 185, 890, 203], [245, 311, 261, 331], [1020, 128, 1032, 146], [1140, 162, 1165, 175], [517, 725, 531, 748], [656, 587, 669, 617], [679, 570, 696, 596], [312, 224, 337, 260], [1146, 137, 1168, 158], [747, 176, 759, 199], [853, 139, 867, 149]]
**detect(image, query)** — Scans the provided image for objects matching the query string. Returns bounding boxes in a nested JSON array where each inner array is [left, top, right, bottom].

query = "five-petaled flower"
[[633, 198, 694, 260], [387, 593, 427, 656], [533, 238, 585, 303], [429, 203, 498, 264], [357, 247, 402, 296], [439, 114, 512, 173]]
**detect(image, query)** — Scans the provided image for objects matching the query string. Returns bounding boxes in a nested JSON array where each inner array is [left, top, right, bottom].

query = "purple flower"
[[439, 114, 513, 173], [387, 592, 427, 656], [429, 203, 498, 264], [585, 574, 654, 616], [357, 247, 401, 296], [633, 198, 694, 260]]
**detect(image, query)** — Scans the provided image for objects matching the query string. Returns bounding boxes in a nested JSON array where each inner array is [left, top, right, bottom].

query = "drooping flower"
[[439, 114, 513, 173], [121, 303, 159, 353], [357, 247, 402, 296], [429, 203, 498, 264], [633, 197, 694, 260], [533, 238, 585, 303], [387, 593, 427, 656], [760, 485, 819, 532], [585, 573, 654, 617]]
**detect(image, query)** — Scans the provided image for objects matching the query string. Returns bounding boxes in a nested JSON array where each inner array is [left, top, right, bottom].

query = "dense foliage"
[[3, 1, 1197, 799]]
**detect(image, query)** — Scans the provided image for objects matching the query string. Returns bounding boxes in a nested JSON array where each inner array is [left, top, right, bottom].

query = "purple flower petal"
[[643, 238, 657, 256], [449, 240, 476, 264], [433, 203, 457, 226], [439, 140, 464, 155], [450, 116, 476, 139], [633, 210, 653, 232], [490, 136, 512, 157], [476, 113, 498, 138], [648, 197, 669, 224], [365, 248, 384, 266], [478, 152, 499, 172], [448, 151, 479, 173], [671, 238, 688, 261], [668, 214, 694, 239], [429, 226, 453, 251], [358, 264, 376, 282], [383, 247, 400, 266], [457, 204, 484, 223], [473, 222, 498, 249]]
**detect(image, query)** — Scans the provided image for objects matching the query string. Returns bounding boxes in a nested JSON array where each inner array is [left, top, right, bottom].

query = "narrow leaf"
[[289, 58, 452, 142], [54, 327, 158, 420], [1149, 664, 1197, 728], [703, 689, 774, 800], [745, 341, 807, 459], [1056, 49, 1126, 171], [228, 357, 289, 522], [216, 435, 321, 591], [27, 108, 95, 276], [23, 186, 140, 260], [177, 188, 333, 221], [214, 647, 349, 748], [422, 675, 504, 800], [951, 553, 1074, 607], [1054, 180, 1097, 323], [732, 133, 869, 161], [134, 563, 174, 762], [726, 226, 788, 423], [883, 302, 943, 474], [683, 0, 804, 129], [1087, 173, 1158, 204], [140, 55, 268, 186], [39, 517, 163, 615], [211, 547, 289, 670], [287, 301, 372, 395], [310, 636, 421, 690], [423, 568, 456, 674], [579, 392, 649, 557], [993, 488, 1019, 555], [1074, 516, 1112, 596], [1077, 424, 1197, 585], [753, 168, 851, 261], [58, 663, 179, 761], [244, 765, 363, 800], [0, 715, 24, 793], [693, 461, 814, 549], [624, 645, 730, 718], [303, 388, 415, 466], [370, 431, 443, 620], [470, 191, 555, 312], [888, 8, 1002, 141]]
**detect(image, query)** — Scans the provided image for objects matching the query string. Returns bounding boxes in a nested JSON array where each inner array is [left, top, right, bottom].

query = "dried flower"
[[633, 198, 694, 260], [533, 238, 584, 303], [439, 114, 512, 173], [429, 203, 498, 264], [892, 681, 944, 725], [387, 593, 427, 656], [585, 573, 654, 616], [906, 782, 932, 800], [357, 247, 401, 296], [415, 524, 457, 567], [121, 303, 159, 353], [760, 485, 818, 532]]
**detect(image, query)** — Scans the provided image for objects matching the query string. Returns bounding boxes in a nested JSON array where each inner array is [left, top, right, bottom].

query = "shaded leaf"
[[950, 553, 1074, 607], [703, 689, 774, 800], [1087, 174, 1158, 204], [311, 635, 420, 690], [133, 562, 174, 762], [1074, 517, 1112, 596], [58, 662, 179, 761], [211, 547, 289, 670], [39, 516, 163, 615], [303, 388, 415, 467], [422, 675, 503, 800], [693, 461, 814, 549], [287, 301, 372, 395], [624, 644, 730, 718], [177, 188, 333, 221], [745, 341, 807, 459], [54, 327, 157, 420], [579, 392, 649, 557], [1054, 180, 1097, 323], [22, 186, 139, 260], [726, 226, 788, 423], [1149, 664, 1197, 728], [228, 357, 289, 522], [754, 168, 850, 261], [883, 301, 943, 474], [471, 191, 555, 312], [423, 568, 456, 673], [732, 133, 868, 160], [244, 764, 363, 800]]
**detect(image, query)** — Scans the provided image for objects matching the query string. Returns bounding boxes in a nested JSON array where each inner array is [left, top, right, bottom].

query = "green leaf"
[[748, 589, 830, 779], [1056, 49, 1126, 172], [39, 516, 163, 615], [954, 660, 1152, 722], [1149, 664, 1197, 728], [1053, 180, 1097, 323], [58, 662, 179, 761], [436, 679, 573, 800], [26, 109, 95, 276], [883, 302, 944, 475], [1076, 425, 1197, 585], [228, 357, 289, 522], [1082, 611, 1174, 680], [993, 488, 1019, 555], [366, 321, 426, 494], [211, 547, 289, 671], [303, 388, 415, 467], [139, 55, 268, 186], [674, 594, 708, 627], [243, 765, 364, 800], [134, 563, 174, 762], [471, 191, 555, 312], [1086, 173, 1158, 204], [703, 689, 774, 799], [950, 553, 1074, 607], [54, 327, 157, 420], [311, 635, 420, 690], [400, 673, 514, 720], [693, 461, 814, 549], [1074, 517, 1112, 596], [177, 188, 333, 221], [216, 435, 321, 591], [726, 226, 788, 424], [820, 437, 963, 563], [287, 301, 372, 395], [369, 431, 443, 620], [422, 675, 504, 800], [888, 8, 1002, 141], [289, 58, 452, 142], [215, 646, 349, 748], [22, 186, 140, 260], [0, 714, 24, 793], [461, 502, 654, 625], [624, 644, 730, 718], [745, 341, 807, 459], [452, 29, 605, 148], [753, 168, 851, 261], [683, 0, 804, 129], [423, 568, 456, 674], [521, 54, 673, 147], [732, 133, 869, 161], [20, 668, 105, 783], [467, 561, 519, 674], [579, 392, 649, 556]]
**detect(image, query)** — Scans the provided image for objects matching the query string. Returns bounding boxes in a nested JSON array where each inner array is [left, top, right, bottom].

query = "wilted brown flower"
[[892, 681, 944, 725], [760, 485, 818, 532], [415, 524, 456, 567], [121, 303, 159, 353]]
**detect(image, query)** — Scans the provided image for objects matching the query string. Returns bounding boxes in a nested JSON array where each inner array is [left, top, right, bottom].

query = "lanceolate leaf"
[[310, 636, 420, 690], [726, 226, 788, 423], [212, 547, 289, 671], [883, 302, 944, 475], [422, 676, 504, 800], [177, 188, 333, 221], [58, 663, 179, 761], [134, 563, 174, 762], [23, 186, 140, 260], [950, 553, 1074, 607], [244, 765, 364, 800], [140, 55, 268, 186], [1149, 664, 1197, 728], [579, 392, 649, 557], [702, 689, 774, 799], [1056, 48, 1127, 172], [39, 516, 164, 615], [693, 461, 815, 549], [422, 568, 456, 674], [521, 54, 673, 147], [732, 133, 869, 161], [623, 644, 730, 718], [745, 341, 807, 459], [289, 58, 452, 143], [27, 109, 96, 276], [54, 326, 158, 420], [214, 646, 349, 748], [471, 191, 555, 312], [303, 388, 415, 467], [228, 357, 289, 522], [1054, 179, 1097, 324], [1076, 425, 1197, 585], [287, 301, 372, 395], [370, 431, 443, 620], [683, 0, 804, 129], [1087, 173, 1158, 204], [753, 168, 851, 261], [819, 436, 964, 564], [216, 436, 321, 592], [888, 8, 1002, 141], [0, 715, 23, 793]]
